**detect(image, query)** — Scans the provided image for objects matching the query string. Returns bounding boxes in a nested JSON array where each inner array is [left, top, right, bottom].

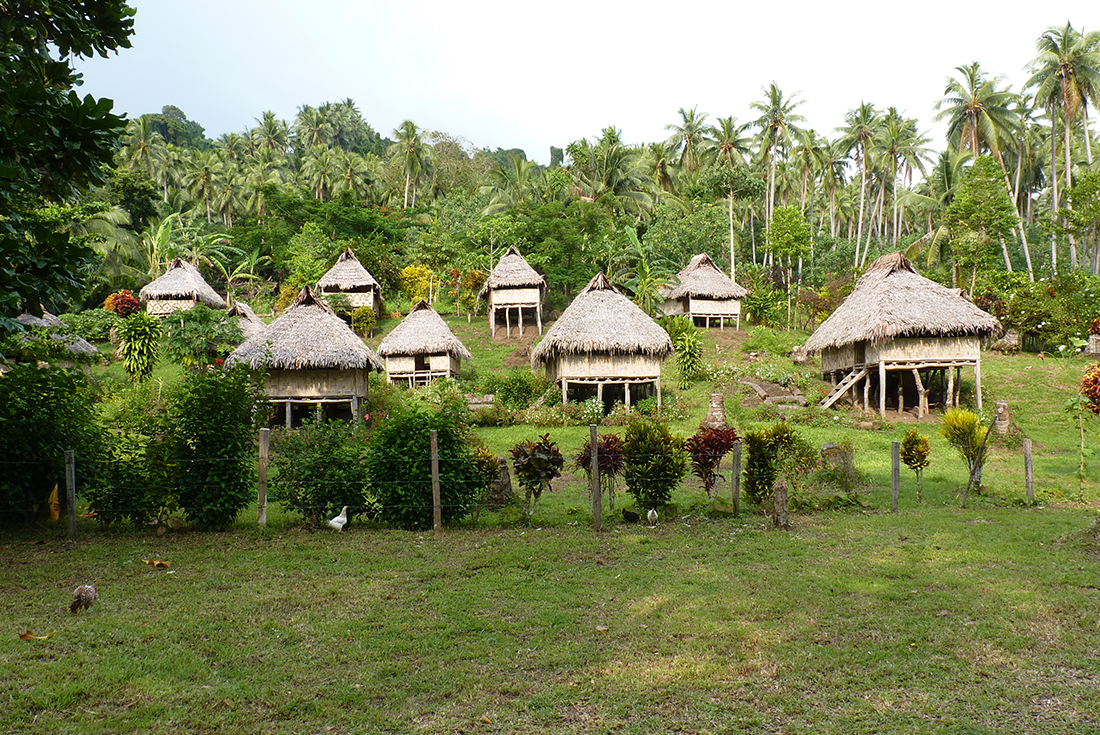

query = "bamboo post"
[[731, 440, 742, 517], [1024, 437, 1034, 505], [65, 450, 76, 542], [878, 362, 887, 418], [891, 441, 900, 512], [258, 428, 270, 527], [430, 430, 441, 534], [590, 424, 601, 532]]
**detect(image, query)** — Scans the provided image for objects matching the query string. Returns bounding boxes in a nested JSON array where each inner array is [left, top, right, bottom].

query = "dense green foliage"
[[163, 304, 242, 368], [270, 413, 372, 527], [940, 408, 990, 494], [365, 403, 481, 530], [0, 366, 104, 525], [168, 367, 261, 530], [59, 308, 120, 342], [622, 419, 687, 509], [509, 433, 564, 519], [115, 311, 162, 381]]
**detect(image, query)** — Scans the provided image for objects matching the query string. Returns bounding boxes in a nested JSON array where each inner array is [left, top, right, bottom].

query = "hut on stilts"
[[478, 245, 545, 337], [804, 252, 1002, 419], [225, 286, 383, 427], [658, 253, 749, 328], [316, 248, 385, 317], [377, 301, 472, 386], [139, 258, 226, 315], [531, 272, 673, 408]]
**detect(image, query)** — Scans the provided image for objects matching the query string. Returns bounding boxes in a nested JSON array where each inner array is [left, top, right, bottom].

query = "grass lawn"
[[5, 318, 1100, 733]]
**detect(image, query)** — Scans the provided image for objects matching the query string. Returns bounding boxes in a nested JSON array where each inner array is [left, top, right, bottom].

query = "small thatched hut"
[[659, 253, 748, 328], [804, 252, 1002, 418], [377, 301, 472, 386], [316, 248, 384, 317], [225, 287, 382, 426], [139, 258, 226, 315], [531, 272, 673, 408], [226, 299, 265, 339], [478, 245, 546, 337]]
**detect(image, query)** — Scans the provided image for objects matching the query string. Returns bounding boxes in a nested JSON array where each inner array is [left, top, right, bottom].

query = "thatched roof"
[[225, 287, 382, 370], [16, 311, 98, 356], [139, 258, 226, 308], [317, 248, 381, 292], [478, 245, 546, 298], [803, 252, 1002, 353], [531, 273, 673, 365], [376, 301, 472, 361], [663, 253, 749, 300], [226, 299, 265, 339]]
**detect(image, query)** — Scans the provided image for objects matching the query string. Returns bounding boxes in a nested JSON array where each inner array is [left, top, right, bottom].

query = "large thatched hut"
[[804, 252, 1001, 418], [225, 287, 382, 426], [659, 253, 748, 328], [377, 301, 472, 386], [316, 248, 384, 317], [531, 272, 673, 408], [478, 245, 545, 337], [139, 258, 226, 315], [226, 299, 265, 339]]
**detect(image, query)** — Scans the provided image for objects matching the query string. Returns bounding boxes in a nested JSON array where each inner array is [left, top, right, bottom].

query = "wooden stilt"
[[975, 358, 983, 411], [285, 401, 292, 429], [656, 376, 662, 410], [536, 303, 542, 335], [912, 368, 926, 419], [561, 379, 568, 405], [625, 382, 631, 408], [878, 362, 887, 419], [863, 375, 870, 412], [947, 368, 954, 408], [898, 372, 905, 416], [597, 381, 603, 404], [955, 367, 961, 406], [490, 305, 495, 337], [518, 306, 523, 337], [505, 307, 510, 338]]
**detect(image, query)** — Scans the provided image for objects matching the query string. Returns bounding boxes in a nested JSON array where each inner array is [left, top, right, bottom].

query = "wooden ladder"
[[819, 367, 868, 410]]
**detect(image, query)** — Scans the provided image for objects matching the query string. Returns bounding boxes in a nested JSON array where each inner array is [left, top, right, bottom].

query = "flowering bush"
[[104, 289, 141, 317]]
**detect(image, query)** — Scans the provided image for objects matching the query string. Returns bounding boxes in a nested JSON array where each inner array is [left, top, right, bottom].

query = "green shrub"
[[622, 419, 687, 509], [479, 369, 548, 411], [169, 367, 262, 530], [270, 412, 372, 527], [59, 309, 119, 342], [164, 304, 243, 369], [573, 434, 625, 510], [741, 326, 803, 355], [116, 311, 162, 381], [742, 421, 815, 505], [0, 366, 105, 526], [87, 431, 178, 527], [742, 429, 775, 504], [510, 433, 564, 519], [365, 403, 481, 530], [940, 408, 989, 494], [351, 305, 376, 336], [469, 403, 518, 427], [901, 429, 931, 502]]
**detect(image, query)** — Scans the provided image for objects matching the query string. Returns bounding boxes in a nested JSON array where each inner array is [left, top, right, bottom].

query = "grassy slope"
[[3, 316, 1099, 734]]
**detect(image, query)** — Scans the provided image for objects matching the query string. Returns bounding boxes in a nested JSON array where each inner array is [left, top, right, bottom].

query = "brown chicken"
[[70, 584, 97, 614]]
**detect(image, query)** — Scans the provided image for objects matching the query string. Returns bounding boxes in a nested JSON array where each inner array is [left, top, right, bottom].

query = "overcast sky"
[[76, 1, 1096, 166]]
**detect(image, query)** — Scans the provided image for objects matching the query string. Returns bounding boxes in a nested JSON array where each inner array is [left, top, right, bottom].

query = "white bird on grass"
[[647, 508, 658, 525], [327, 506, 349, 532]]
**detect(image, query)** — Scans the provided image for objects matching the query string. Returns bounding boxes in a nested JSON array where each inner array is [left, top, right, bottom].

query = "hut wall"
[[688, 297, 740, 317], [263, 368, 367, 399], [336, 291, 376, 310], [488, 287, 540, 308], [558, 353, 662, 381], [868, 336, 981, 365], [385, 355, 416, 374], [659, 298, 687, 317], [821, 343, 861, 373], [146, 298, 199, 316], [428, 353, 453, 373]]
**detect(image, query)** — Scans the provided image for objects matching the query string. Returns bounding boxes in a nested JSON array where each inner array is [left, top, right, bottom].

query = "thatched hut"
[[225, 287, 382, 426], [659, 253, 748, 328], [377, 301, 472, 386], [139, 258, 226, 315], [316, 248, 384, 317], [226, 299, 265, 339], [804, 252, 1001, 418], [531, 272, 673, 408], [478, 245, 545, 337]]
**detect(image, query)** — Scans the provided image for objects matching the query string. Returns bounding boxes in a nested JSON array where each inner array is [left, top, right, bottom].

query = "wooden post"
[[65, 450, 76, 542], [863, 374, 870, 412], [772, 479, 790, 530], [505, 307, 510, 338], [490, 305, 495, 337], [518, 306, 523, 337], [891, 441, 900, 512], [536, 302, 542, 335], [912, 368, 926, 419], [731, 440, 742, 517], [285, 400, 292, 429], [561, 379, 568, 405], [898, 374, 905, 416], [430, 430, 441, 534], [624, 382, 631, 408], [975, 358, 983, 411], [258, 428, 270, 527], [597, 382, 603, 404], [1024, 437, 1035, 505], [878, 362, 887, 418], [590, 424, 601, 531], [947, 368, 954, 408], [656, 376, 662, 410]]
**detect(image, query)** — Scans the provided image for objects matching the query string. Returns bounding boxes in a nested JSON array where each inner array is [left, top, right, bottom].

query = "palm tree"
[[253, 111, 290, 155], [120, 117, 166, 184], [818, 141, 848, 239], [332, 150, 375, 200], [480, 152, 538, 215], [709, 116, 753, 168], [293, 105, 331, 152], [388, 120, 431, 208], [644, 141, 678, 203], [180, 150, 225, 224], [1027, 23, 1100, 175], [665, 106, 711, 175], [935, 62, 1019, 163], [302, 145, 338, 200], [872, 110, 930, 248], [569, 130, 653, 217], [837, 102, 880, 263], [751, 84, 805, 225]]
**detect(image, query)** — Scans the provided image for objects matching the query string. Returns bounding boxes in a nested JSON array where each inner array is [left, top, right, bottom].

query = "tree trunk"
[[854, 151, 867, 266]]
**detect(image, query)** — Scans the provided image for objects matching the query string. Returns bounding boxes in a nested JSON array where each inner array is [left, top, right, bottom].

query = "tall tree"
[[752, 84, 804, 226], [837, 102, 880, 264], [389, 120, 431, 209], [665, 106, 711, 175], [934, 62, 1018, 163]]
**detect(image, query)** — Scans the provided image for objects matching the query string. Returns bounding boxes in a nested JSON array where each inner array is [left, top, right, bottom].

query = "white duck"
[[647, 508, 659, 525], [327, 506, 349, 532]]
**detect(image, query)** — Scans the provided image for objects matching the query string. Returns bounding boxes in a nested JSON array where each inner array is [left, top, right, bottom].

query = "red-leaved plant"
[[573, 434, 625, 510], [684, 426, 740, 500]]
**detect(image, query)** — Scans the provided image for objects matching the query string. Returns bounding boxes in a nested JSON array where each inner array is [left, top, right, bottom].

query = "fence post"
[[65, 450, 76, 542], [1024, 437, 1034, 505], [891, 441, 900, 512], [590, 424, 601, 531], [731, 441, 742, 517], [430, 430, 441, 535], [258, 428, 270, 527]]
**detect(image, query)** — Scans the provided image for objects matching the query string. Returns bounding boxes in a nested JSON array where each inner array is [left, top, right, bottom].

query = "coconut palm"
[[665, 106, 711, 175], [332, 150, 375, 200], [934, 62, 1018, 163], [480, 152, 538, 215], [837, 102, 880, 263], [872, 110, 930, 248], [389, 120, 432, 208], [709, 116, 753, 168], [751, 84, 805, 224], [252, 111, 290, 155], [180, 150, 225, 224], [819, 141, 848, 239], [120, 117, 167, 184], [294, 105, 331, 152]]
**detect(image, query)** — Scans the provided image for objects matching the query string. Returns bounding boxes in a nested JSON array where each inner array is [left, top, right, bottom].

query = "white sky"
[[76, 1, 1096, 166]]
